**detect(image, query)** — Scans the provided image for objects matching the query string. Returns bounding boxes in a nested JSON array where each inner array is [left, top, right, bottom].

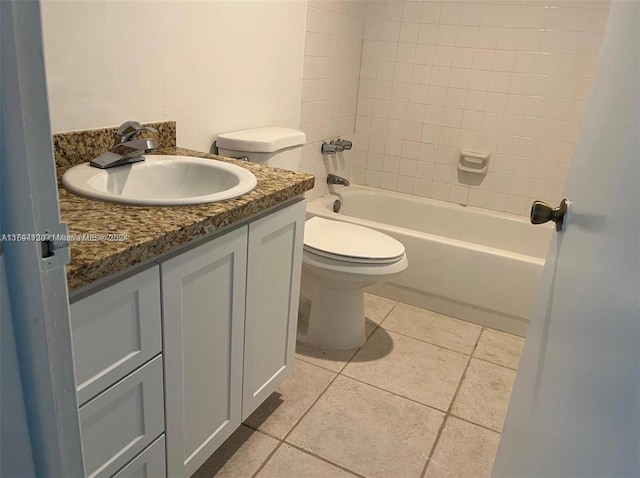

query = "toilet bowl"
[[298, 217, 408, 350]]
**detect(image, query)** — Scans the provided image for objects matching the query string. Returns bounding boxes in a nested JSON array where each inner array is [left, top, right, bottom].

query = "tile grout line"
[[420, 326, 486, 478], [293, 300, 516, 477], [249, 436, 285, 478], [337, 373, 451, 415], [284, 442, 369, 478], [447, 412, 504, 435], [420, 354, 474, 478], [376, 309, 522, 371], [377, 325, 479, 357], [249, 299, 402, 478], [294, 349, 359, 374], [251, 355, 356, 477], [472, 355, 520, 372], [253, 298, 510, 478]]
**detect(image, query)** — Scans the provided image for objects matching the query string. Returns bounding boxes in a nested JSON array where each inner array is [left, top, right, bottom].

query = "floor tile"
[[451, 358, 516, 432], [424, 417, 501, 478], [295, 322, 376, 372], [244, 360, 336, 439], [364, 293, 397, 324], [381, 303, 482, 354], [473, 328, 524, 369], [343, 328, 468, 411], [287, 375, 444, 478], [257, 444, 357, 478], [191, 425, 279, 478]]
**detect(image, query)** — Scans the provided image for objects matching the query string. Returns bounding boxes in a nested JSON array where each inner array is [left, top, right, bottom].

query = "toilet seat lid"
[[304, 217, 405, 264]]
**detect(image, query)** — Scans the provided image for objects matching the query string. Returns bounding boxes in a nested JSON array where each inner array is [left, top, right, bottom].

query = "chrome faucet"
[[334, 139, 352, 150], [327, 173, 350, 186], [90, 121, 158, 169], [321, 138, 354, 154], [321, 141, 344, 154]]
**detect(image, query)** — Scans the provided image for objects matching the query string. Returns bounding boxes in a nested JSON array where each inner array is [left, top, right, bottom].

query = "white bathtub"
[[306, 186, 553, 337]]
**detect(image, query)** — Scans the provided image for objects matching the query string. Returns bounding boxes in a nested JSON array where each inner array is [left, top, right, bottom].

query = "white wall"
[[298, 0, 366, 199], [41, 0, 307, 153], [353, 0, 610, 216]]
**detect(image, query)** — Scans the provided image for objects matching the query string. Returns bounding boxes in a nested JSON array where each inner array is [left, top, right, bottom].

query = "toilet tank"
[[216, 126, 306, 171]]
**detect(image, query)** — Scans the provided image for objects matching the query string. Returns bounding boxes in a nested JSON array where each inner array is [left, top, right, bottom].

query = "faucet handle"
[[321, 140, 345, 154], [115, 121, 158, 143], [334, 139, 353, 150]]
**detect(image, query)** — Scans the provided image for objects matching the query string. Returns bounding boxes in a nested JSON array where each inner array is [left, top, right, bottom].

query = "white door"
[[493, 2, 639, 477], [1, 1, 83, 476]]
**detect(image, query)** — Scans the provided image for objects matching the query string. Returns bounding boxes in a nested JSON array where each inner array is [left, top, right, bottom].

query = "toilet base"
[[297, 250, 407, 350], [298, 282, 366, 350]]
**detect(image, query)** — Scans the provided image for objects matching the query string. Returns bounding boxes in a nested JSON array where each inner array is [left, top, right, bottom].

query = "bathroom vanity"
[[56, 126, 313, 478]]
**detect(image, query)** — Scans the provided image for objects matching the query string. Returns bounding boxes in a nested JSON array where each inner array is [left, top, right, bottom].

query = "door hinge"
[[40, 222, 70, 270]]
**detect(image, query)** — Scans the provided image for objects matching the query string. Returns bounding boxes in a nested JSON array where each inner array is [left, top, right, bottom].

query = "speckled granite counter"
[[58, 146, 314, 292]]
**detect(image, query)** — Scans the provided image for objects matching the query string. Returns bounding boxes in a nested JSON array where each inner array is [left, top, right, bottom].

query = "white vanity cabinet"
[[112, 435, 166, 478], [162, 199, 306, 477], [70, 266, 165, 478], [242, 201, 304, 419], [161, 225, 248, 478], [69, 199, 306, 478], [78, 356, 165, 478]]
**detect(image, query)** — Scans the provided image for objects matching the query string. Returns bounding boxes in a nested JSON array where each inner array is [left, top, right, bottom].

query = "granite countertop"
[[58, 147, 314, 291]]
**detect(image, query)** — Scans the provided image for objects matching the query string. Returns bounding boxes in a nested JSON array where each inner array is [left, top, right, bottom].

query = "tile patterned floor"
[[193, 294, 525, 478]]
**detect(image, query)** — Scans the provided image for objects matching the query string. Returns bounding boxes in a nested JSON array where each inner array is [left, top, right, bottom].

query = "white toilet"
[[217, 126, 408, 350], [300, 217, 407, 349]]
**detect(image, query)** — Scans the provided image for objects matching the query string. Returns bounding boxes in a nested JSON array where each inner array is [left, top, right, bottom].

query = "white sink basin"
[[62, 155, 257, 206]]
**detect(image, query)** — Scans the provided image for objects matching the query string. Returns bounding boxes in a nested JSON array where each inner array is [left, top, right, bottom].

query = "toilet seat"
[[304, 217, 405, 264]]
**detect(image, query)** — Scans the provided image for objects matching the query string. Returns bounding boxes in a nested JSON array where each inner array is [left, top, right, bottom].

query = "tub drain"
[[333, 199, 342, 213]]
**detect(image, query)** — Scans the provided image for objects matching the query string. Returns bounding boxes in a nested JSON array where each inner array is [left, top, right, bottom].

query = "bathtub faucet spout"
[[327, 174, 350, 187]]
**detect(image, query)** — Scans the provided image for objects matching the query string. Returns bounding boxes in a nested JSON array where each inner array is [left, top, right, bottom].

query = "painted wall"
[[40, 0, 307, 153], [353, 0, 610, 215], [299, 0, 366, 199]]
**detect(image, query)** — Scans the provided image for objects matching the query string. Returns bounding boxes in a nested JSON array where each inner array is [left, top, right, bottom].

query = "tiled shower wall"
[[352, 0, 610, 216], [299, 1, 366, 200]]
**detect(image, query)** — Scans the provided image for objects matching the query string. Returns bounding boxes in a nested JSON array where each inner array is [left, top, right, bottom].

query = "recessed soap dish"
[[458, 150, 490, 174]]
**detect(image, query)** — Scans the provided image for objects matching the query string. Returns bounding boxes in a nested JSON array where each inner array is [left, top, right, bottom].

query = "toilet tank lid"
[[216, 127, 306, 153]]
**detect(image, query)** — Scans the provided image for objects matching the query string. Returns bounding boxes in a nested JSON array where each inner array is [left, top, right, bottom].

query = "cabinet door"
[[161, 226, 247, 478], [243, 200, 305, 419], [112, 435, 166, 478], [79, 356, 164, 478], [70, 266, 162, 405]]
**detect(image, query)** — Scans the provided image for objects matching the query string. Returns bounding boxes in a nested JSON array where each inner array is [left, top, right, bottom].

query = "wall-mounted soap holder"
[[458, 150, 490, 174]]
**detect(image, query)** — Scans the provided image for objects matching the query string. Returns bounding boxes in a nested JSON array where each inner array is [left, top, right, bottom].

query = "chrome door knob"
[[530, 199, 569, 231]]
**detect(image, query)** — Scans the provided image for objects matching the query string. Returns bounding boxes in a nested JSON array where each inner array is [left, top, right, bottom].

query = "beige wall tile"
[[451, 358, 516, 432], [355, 0, 610, 215], [287, 375, 444, 478]]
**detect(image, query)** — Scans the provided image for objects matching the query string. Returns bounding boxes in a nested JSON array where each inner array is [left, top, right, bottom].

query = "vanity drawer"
[[70, 266, 162, 405], [79, 355, 164, 478], [113, 434, 166, 478]]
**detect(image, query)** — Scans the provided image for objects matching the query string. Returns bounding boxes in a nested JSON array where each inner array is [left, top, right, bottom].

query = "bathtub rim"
[[308, 185, 548, 265]]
